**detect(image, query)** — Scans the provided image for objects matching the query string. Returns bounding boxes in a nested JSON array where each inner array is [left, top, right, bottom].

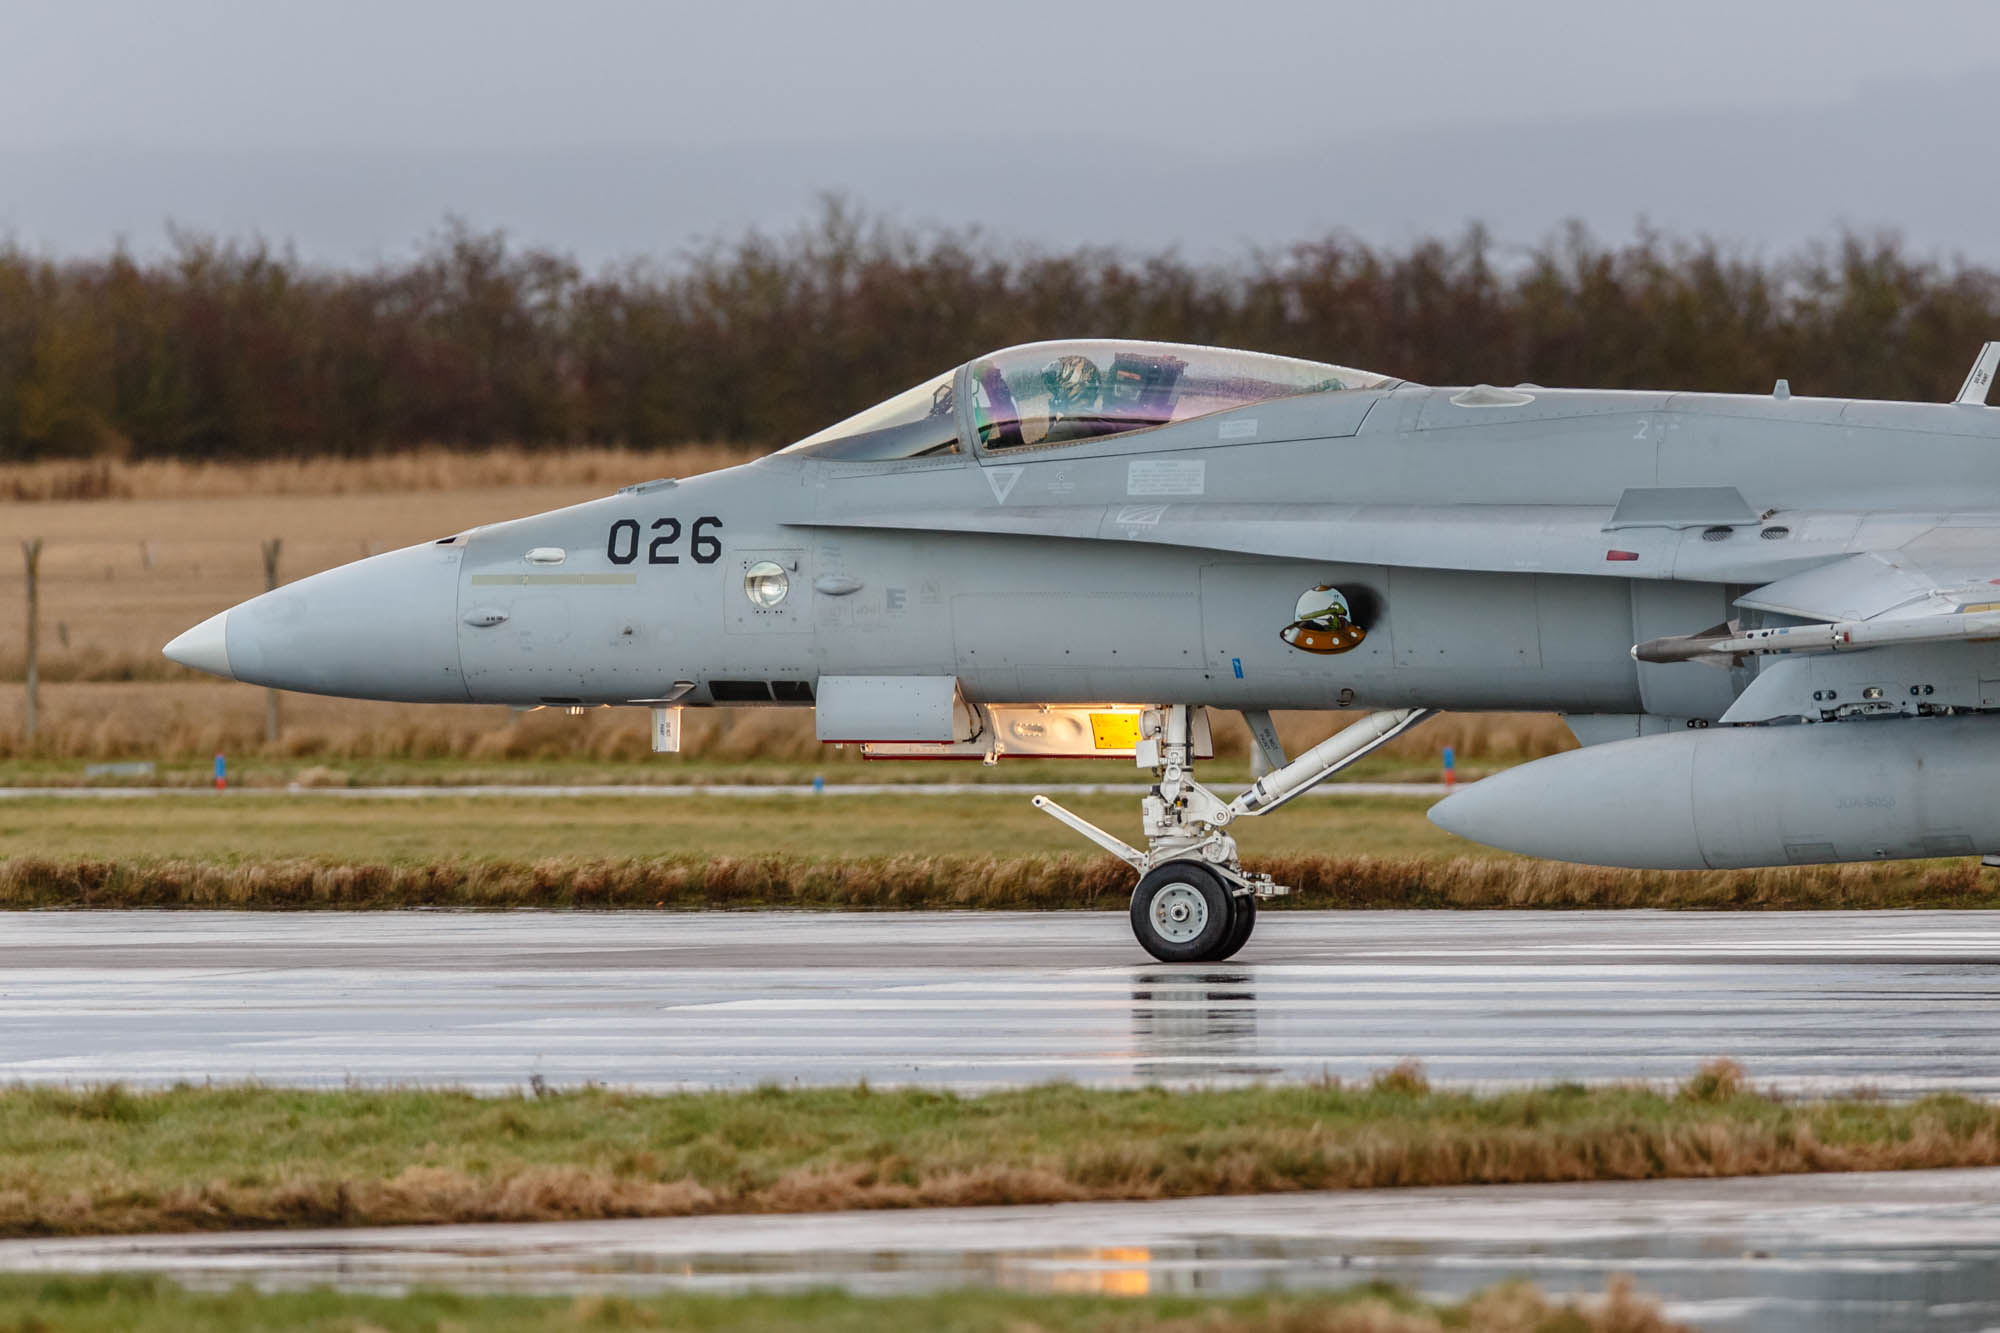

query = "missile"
[[1427, 714, 2000, 869], [1633, 610, 2000, 664]]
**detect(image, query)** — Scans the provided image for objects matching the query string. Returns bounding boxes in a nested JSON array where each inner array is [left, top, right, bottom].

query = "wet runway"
[[8, 1169, 2000, 1332], [6, 909, 2000, 1093]]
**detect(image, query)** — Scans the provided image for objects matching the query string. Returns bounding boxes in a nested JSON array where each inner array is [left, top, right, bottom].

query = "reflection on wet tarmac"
[[1129, 972, 1274, 1081], [15, 1192, 2000, 1333], [651, 1236, 2000, 1332]]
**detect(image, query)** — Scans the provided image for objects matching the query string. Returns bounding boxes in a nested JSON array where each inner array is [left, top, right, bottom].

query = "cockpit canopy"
[[782, 339, 1390, 461]]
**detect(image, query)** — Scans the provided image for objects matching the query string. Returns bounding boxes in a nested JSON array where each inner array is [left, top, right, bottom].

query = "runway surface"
[[7, 1168, 2000, 1331], [6, 909, 2000, 1093], [0, 781, 1447, 799]]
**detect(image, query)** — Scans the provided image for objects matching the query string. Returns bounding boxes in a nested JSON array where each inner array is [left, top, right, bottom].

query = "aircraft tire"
[[1208, 890, 1256, 961], [1130, 861, 1234, 963]]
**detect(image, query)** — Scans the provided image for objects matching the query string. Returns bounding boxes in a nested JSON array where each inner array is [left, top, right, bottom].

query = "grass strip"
[[0, 792, 1460, 863], [6, 851, 2000, 911], [0, 1273, 1686, 1333], [3, 1064, 1997, 1237]]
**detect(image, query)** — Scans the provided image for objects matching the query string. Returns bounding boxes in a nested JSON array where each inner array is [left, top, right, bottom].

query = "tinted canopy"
[[782, 340, 1389, 460]]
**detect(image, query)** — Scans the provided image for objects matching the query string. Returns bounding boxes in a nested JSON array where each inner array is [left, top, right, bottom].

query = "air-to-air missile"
[[167, 336, 2000, 959]]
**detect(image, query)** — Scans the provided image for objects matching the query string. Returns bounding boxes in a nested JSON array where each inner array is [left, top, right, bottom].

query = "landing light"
[[744, 561, 790, 609]]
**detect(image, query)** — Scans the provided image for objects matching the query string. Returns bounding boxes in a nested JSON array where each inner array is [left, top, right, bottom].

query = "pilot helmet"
[[1041, 354, 1102, 412]]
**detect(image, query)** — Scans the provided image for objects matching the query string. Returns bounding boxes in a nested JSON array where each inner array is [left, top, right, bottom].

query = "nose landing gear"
[[1036, 705, 1434, 962]]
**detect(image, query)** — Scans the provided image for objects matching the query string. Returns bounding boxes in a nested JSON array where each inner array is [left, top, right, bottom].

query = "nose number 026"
[[606, 516, 722, 566]]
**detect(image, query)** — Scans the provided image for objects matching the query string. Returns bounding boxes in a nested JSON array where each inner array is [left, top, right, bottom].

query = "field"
[[1, 1066, 1992, 1238], [0, 1274, 1685, 1333]]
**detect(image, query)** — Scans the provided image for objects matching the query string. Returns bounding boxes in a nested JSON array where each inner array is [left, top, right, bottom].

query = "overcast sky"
[[3, 0, 1997, 265]]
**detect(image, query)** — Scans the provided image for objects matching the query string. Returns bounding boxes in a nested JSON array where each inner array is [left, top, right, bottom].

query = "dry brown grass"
[[0, 681, 1574, 765], [0, 444, 764, 502], [0, 682, 833, 761], [4, 849, 1994, 910]]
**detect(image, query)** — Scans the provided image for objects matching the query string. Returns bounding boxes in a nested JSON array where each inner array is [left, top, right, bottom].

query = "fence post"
[[261, 538, 283, 746], [21, 538, 41, 742]]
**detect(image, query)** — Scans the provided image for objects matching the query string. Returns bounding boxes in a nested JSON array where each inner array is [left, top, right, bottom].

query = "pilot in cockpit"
[[1039, 354, 1103, 443]]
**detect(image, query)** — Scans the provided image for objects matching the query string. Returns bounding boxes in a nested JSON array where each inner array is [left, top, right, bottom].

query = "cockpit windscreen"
[[780, 340, 1389, 461], [780, 368, 960, 461], [969, 341, 1386, 452]]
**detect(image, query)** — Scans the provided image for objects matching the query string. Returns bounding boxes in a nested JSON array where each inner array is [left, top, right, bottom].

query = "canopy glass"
[[782, 340, 1388, 460]]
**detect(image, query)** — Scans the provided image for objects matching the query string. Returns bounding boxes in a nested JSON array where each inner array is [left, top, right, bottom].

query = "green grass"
[[0, 751, 1471, 790], [0, 791, 1457, 863], [0, 1273, 1684, 1333], [3, 1069, 1998, 1237]]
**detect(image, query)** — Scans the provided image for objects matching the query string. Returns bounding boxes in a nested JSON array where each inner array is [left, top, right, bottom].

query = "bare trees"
[[0, 210, 1993, 464]]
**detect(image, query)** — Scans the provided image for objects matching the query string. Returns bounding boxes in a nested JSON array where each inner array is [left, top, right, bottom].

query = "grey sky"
[[2, 0, 1997, 263]]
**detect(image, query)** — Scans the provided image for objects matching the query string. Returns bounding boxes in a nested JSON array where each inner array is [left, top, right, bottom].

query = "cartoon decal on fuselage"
[[1280, 584, 1367, 654]]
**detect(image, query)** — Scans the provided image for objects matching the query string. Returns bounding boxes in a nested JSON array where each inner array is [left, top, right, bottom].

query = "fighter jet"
[[165, 337, 2000, 961]]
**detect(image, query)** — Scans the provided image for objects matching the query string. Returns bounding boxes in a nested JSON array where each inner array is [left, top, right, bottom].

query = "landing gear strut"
[[1036, 705, 1434, 962]]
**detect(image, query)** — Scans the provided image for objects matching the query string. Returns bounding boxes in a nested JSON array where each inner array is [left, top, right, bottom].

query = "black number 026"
[[607, 516, 722, 566]]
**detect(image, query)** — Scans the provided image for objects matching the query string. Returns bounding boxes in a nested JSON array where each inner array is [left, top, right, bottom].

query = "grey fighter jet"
[[165, 337, 2000, 961]]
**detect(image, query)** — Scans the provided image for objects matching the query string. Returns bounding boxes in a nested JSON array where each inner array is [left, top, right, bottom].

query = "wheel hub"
[[1151, 882, 1209, 943]]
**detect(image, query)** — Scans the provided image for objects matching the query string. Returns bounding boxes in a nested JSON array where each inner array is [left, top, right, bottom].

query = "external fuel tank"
[[1428, 714, 2000, 869]]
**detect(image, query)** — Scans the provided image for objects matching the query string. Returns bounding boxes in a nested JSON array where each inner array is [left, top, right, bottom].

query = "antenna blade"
[[1956, 341, 2000, 405]]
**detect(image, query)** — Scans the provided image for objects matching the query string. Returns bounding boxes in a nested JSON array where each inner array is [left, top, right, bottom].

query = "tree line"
[[2, 201, 1996, 462]]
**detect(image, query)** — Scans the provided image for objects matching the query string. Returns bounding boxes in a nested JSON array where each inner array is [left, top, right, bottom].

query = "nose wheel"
[[1130, 861, 1255, 963]]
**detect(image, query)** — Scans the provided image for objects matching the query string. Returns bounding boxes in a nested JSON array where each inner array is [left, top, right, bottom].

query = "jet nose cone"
[[215, 542, 470, 702], [162, 610, 234, 680]]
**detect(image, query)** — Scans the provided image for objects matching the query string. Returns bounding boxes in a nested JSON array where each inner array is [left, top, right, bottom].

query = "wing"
[[1735, 530, 2000, 623]]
